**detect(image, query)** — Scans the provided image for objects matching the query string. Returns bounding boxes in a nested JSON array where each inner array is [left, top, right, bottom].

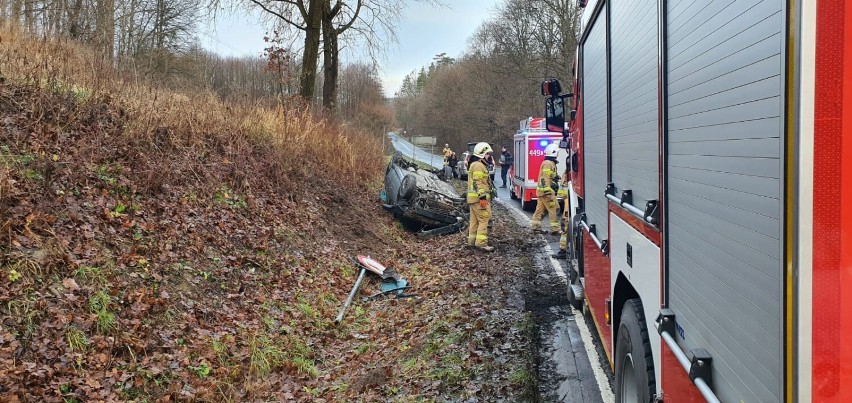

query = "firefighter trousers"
[[559, 203, 571, 251], [468, 201, 492, 247], [531, 193, 560, 232]]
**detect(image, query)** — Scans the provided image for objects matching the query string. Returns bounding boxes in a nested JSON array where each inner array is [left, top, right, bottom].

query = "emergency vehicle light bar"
[[656, 309, 721, 403]]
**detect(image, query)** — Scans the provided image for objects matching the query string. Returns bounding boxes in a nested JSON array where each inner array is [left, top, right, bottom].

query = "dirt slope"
[[0, 38, 542, 402]]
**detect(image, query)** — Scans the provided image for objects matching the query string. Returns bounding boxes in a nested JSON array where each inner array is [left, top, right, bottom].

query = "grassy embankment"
[[0, 31, 537, 401]]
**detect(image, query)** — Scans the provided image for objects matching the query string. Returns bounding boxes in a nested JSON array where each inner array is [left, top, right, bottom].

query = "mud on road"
[[431, 178, 612, 402], [468, 199, 613, 403]]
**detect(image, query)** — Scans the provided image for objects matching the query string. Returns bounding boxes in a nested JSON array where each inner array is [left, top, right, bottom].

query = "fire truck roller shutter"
[[610, 0, 658, 212], [581, 4, 608, 242], [665, 0, 785, 402]]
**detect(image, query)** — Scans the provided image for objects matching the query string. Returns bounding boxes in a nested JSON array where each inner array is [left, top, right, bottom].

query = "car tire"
[[399, 174, 417, 201], [615, 298, 655, 403]]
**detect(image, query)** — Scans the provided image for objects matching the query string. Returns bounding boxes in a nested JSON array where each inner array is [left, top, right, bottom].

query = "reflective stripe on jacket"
[[467, 160, 493, 203], [537, 159, 558, 196]]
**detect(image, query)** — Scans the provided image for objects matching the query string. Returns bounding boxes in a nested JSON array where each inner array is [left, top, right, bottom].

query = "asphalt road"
[[387, 132, 445, 170], [384, 144, 615, 400], [493, 184, 615, 403]]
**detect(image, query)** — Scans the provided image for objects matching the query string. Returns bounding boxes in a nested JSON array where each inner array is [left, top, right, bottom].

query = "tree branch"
[[334, 0, 361, 34], [249, 0, 306, 30]]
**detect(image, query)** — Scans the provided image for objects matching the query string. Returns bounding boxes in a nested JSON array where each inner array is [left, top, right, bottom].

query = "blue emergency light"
[[539, 140, 549, 147]]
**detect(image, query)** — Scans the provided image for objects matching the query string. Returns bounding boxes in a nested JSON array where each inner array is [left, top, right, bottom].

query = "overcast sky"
[[199, 1, 498, 97]]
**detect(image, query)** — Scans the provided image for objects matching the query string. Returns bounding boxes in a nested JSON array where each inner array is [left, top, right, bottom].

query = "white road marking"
[[496, 197, 615, 402]]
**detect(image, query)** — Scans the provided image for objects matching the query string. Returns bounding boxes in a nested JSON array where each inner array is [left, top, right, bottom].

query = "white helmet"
[[473, 142, 493, 158], [545, 143, 559, 157]]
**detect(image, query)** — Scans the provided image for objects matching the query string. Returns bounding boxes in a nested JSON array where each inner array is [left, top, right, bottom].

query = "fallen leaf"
[[62, 278, 79, 291]]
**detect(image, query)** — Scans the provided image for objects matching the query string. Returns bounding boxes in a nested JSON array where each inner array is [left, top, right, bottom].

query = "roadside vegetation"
[[0, 30, 541, 401]]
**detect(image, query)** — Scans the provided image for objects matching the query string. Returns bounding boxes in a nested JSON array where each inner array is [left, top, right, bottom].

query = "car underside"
[[382, 153, 468, 237]]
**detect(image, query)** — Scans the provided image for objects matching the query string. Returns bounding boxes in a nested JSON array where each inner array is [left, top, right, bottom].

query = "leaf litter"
[[0, 82, 545, 402]]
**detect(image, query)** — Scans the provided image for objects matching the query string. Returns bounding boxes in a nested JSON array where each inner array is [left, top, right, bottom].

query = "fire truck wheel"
[[615, 298, 655, 403], [399, 174, 417, 201]]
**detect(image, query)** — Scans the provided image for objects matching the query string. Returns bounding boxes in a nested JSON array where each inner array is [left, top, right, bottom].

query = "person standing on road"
[[442, 143, 453, 165], [448, 152, 459, 179], [553, 157, 572, 259], [531, 143, 561, 234], [466, 142, 496, 252], [498, 145, 513, 188]]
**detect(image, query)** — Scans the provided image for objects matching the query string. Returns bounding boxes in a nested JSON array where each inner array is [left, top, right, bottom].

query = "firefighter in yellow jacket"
[[466, 142, 496, 252], [442, 143, 453, 164], [531, 143, 561, 234], [553, 157, 572, 259]]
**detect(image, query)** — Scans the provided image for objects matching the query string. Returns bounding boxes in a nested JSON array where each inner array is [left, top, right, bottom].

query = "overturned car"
[[382, 153, 468, 237]]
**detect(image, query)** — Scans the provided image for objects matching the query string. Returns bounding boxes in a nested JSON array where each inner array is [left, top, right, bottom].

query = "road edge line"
[[496, 197, 615, 402]]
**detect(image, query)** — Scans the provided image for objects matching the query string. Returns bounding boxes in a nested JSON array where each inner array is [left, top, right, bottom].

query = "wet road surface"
[[493, 184, 615, 403]]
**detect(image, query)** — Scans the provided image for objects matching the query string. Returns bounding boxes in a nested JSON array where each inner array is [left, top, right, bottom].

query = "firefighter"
[[442, 143, 453, 165], [531, 143, 560, 234], [466, 142, 496, 252], [553, 156, 572, 259]]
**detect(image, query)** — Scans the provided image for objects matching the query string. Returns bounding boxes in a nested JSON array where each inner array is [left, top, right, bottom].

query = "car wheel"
[[615, 298, 655, 403], [399, 174, 417, 201]]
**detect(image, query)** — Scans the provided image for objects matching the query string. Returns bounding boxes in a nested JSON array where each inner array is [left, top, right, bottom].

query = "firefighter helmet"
[[545, 143, 559, 157], [473, 142, 493, 158]]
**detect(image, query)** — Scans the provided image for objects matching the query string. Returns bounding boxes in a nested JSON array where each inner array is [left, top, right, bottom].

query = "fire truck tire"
[[399, 174, 417, 201], [615, 298, 655, 403]]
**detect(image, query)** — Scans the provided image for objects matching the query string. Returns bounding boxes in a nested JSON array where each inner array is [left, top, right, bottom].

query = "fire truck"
[[552, 0, 852, 402], [509, 117, 568, 210]]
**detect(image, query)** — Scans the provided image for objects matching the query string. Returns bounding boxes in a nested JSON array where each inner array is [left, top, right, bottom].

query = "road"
[[387, 132, 445, 170], [384, 136, 615, 401], [493, 184, 615, 403]]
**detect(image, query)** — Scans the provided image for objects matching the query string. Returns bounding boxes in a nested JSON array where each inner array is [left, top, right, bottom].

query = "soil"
[[0, 82, 592, 401]]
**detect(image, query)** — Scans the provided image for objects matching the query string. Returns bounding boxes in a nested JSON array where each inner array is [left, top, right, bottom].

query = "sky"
[[199, 1, 498, 97]]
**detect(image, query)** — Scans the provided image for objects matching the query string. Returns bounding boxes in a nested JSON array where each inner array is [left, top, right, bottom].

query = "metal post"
[[335, 268, 367, 323]]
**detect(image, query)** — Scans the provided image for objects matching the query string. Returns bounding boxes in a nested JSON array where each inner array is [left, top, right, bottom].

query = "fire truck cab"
[[557, 0, 852, 402], [510, 117, 568, 211]]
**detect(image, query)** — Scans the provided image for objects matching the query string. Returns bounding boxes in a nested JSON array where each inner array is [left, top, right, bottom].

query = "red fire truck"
[[510, 117, 567, 210], [555, 1, 852, 402]]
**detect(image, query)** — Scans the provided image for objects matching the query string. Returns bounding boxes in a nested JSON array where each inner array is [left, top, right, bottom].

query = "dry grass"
[[0, 28, 384, 191]]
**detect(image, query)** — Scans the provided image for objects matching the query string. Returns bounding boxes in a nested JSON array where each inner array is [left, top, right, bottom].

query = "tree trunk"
[[68, 0, 83, 38], [96, 0, 115, 60], [299, 0, 322, 102], [321, 6, 338, 111], [10, 0, 21, 28]]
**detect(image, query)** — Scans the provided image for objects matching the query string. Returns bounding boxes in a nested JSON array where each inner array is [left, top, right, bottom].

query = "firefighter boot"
[[551, 249, 568, 259]]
